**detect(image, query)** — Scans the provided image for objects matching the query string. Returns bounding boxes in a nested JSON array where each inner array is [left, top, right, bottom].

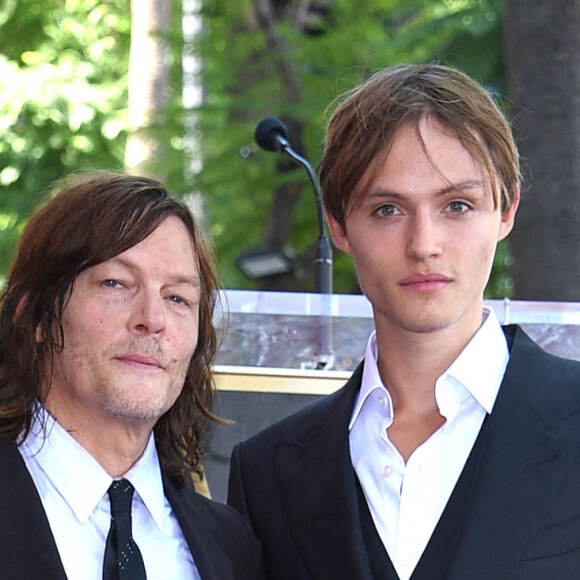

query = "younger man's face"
[[326, 117, 518, 341]]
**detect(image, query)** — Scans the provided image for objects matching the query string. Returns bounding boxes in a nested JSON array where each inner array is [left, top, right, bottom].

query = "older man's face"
[[44, 216, 200, 435]]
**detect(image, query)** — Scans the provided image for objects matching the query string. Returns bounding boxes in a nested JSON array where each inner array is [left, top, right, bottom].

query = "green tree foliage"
[[0, 0, 131, 274]]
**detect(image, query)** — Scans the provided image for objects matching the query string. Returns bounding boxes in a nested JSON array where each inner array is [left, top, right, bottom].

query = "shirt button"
[[378, 395, 387, 405], [382, 465, 393, 478]]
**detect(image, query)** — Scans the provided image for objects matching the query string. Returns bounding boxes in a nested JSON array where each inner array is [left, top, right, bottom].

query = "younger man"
[[229, 64, 580, 579]]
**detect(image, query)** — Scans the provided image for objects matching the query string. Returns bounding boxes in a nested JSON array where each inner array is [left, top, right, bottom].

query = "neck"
[[42, 400, 153, 478], [71, 424, 152, 478], [375, 325, 473, 462], [374, 313, 483, 413]]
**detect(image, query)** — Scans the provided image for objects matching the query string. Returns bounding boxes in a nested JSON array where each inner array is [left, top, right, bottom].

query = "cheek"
[[175, 344, 197, 370], [63, 314, 108, 350], [350, 237, 397, 280], [50, 339, 95, 393], [61, 318, 91, 353], [170, 320, 200, 366], [461, 237, 498, 281], [348, 233, 380, 266]]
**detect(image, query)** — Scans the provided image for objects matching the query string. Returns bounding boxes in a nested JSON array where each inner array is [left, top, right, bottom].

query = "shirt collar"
[[349, 306, 509, 430], [439, 307, 508, 415], [349, 331, 390, 430], [21, 406, 167, 532], [123, 435, 166, 532]]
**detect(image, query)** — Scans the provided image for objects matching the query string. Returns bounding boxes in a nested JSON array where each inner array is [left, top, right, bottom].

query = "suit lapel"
[[164, 474, 234, 580], [273, 364, 375, 580], [0, 438, 67, 580], [448, 325, 580, 579]]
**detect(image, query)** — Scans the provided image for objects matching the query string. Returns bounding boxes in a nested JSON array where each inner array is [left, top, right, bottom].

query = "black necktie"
[[103, 479, 147, 580]]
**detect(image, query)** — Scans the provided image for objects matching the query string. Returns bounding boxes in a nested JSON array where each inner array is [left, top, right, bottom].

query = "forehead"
[[102, 216, 198, 275], [389, 120, 480, 174], [352, 119, 495, 205]]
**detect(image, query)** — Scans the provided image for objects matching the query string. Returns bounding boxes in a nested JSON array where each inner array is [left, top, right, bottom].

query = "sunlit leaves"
[[0, 0, 131, 273]]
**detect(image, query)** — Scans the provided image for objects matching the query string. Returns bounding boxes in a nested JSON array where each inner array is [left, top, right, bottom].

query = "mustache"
[[104, 339, 171, 368]]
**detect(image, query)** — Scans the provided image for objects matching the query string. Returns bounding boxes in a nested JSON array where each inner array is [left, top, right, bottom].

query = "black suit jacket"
[[228, 325, 580, 579], [0, 437, 264, 580]]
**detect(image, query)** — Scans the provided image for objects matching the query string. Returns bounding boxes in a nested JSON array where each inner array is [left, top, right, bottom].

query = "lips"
[[399, 273, 451, 292], [115, 354, 164, 370]]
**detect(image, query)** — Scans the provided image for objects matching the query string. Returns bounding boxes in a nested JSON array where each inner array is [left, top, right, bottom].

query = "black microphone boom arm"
[[254, 117, 333, 295]]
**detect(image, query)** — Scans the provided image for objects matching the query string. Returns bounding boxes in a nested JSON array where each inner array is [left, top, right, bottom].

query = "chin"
[[99, 389, 171, 424], [405, 322, 451, 335], [110, 403, 165, 423], [399, 313, 459, 334]]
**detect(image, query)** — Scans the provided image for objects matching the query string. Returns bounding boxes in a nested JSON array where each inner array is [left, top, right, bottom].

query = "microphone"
[[254, 117, 291, 153], [254, 117, 334, 370], [254, 118, 333, 295]]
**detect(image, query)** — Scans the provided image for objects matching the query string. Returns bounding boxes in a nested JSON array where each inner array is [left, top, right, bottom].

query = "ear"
[[325, 209, 352, 254], [498, 187, 520, 242]]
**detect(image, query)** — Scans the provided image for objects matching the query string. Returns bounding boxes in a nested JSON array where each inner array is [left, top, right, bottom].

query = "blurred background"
[[1, 0, 578, 300]]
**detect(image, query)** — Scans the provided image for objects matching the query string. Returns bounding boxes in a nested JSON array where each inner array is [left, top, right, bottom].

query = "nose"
[[406, 211, 443, 261], [130, 289, 166, 335]]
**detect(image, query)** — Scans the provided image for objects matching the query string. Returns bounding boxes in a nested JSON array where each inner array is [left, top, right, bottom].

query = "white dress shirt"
[[19, 407, 201, 580], [349, 307, 509, 580]]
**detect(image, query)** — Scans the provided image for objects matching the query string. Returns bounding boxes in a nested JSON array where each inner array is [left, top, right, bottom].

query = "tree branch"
[[252, 0, 302, 102]]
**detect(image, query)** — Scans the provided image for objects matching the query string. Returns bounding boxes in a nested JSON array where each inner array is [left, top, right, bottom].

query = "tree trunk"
[[124, 0, 171, 177], [505, 0, 580, 300]]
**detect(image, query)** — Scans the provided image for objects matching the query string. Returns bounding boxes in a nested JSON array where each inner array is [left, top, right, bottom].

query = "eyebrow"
[[367, 179, 486, 200], [107, 256, 201, 288]]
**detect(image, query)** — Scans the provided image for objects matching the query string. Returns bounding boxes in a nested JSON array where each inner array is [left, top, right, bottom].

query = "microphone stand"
[[262, 123, 334, 370], [275, 143, 333, 296]]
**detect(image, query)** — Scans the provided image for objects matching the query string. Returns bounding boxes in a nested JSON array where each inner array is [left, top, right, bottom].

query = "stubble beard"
[[96, 380, 169, 423], [96, 339, 187, 423]]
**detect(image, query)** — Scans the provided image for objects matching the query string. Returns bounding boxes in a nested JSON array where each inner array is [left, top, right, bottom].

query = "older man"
[[0, 172, 263, 579]]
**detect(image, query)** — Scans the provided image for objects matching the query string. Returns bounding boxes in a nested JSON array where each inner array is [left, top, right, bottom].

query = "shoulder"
[[502, 324, 580, 422], [189, 484, 255, 530], [234, 362, 364, 454], [505, 324, 580, 378], [163, 475, 264, 578], [164, 474, 252, 532]]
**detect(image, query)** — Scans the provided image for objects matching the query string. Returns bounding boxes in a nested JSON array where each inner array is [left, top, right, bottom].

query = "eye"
[[168, 295, 190, 307], [375, 204, 400, 217], [102, 279, 123, 288], [447, 201, 470, 213]]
